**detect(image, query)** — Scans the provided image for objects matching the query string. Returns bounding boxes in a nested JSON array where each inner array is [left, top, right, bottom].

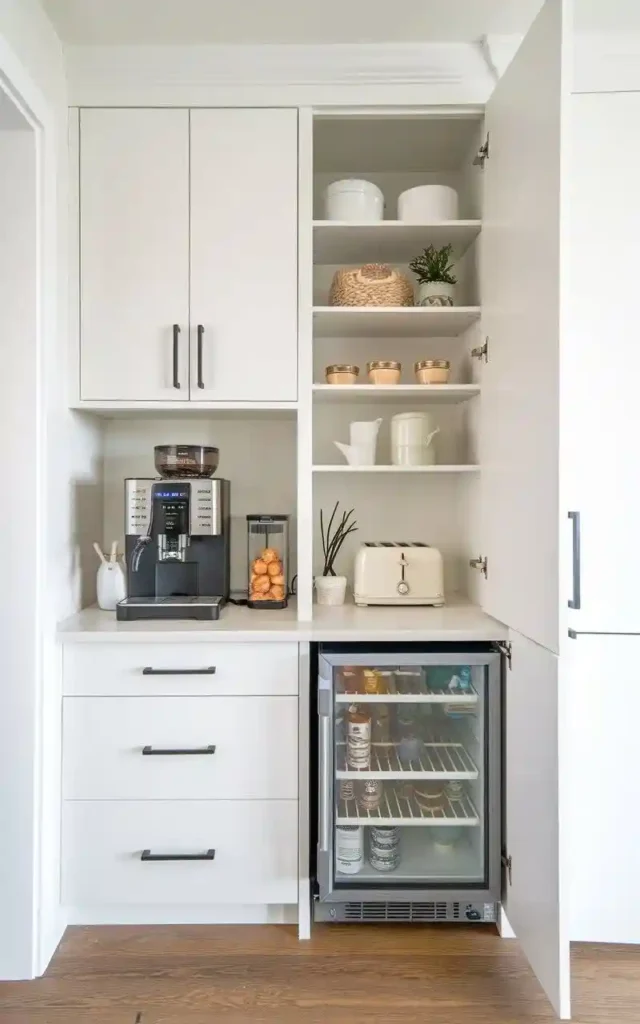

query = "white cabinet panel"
[[480, 0, 564, 654], [564, 92, 640, 632], [62, 800, 298, 905], [63, 696, 298, 800], [566, 633, 640, 942], [63, 642, 299, 696], [80, 109, 190, 401], [190, 109, 298, 402], [505, 629, 570, 1020]]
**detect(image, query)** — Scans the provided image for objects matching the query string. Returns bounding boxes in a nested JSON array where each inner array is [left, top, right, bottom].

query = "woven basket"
[[329, 264, 414, 307]]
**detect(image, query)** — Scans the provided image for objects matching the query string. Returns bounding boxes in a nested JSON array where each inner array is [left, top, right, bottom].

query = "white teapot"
[[334, 418, 382, 466]]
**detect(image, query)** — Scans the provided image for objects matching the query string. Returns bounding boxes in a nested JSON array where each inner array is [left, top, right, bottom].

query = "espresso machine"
[[117, 446, 230, 621]]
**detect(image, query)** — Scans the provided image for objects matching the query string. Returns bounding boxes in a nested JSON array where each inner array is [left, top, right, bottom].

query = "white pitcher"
[[334, 418, 382, 466], [390, 412, 439, 466]]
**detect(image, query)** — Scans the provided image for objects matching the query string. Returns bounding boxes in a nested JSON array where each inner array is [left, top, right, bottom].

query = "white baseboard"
[[65, 903, 297, 926]]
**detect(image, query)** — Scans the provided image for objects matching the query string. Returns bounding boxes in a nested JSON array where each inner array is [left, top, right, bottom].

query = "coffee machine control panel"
[[125, 479, 222, 537]]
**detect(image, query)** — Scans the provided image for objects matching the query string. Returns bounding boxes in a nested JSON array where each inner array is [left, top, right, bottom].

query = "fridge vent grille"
[[344, 902, 461, 922]]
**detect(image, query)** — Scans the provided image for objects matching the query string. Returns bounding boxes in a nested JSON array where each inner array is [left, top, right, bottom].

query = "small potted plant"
[[409, 243, 457, 307], [316, 502, 358, 606]]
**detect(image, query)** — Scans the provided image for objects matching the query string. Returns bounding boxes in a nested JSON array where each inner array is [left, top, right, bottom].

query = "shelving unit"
[[313, 221, 481, 264], [336, 740, 479, 780], [334, 678, 478, 703], [313, 306, 481, 339], [312, 384, 480, 404], [337, 784, 480, 826]]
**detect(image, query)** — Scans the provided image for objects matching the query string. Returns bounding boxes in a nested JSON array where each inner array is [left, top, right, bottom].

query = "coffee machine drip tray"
[[116, 596, 224, 621]]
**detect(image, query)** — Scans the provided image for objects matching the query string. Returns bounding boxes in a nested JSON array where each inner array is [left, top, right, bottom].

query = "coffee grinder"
[[117, 445, 230, 621]]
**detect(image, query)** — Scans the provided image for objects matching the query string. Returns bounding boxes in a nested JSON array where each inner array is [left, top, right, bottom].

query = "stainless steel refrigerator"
[[315, 645, 502, 923]]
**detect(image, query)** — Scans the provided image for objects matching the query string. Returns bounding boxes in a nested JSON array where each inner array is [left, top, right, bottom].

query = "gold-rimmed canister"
[[325, 364, 360, 385], [414, 359, 450, 385], [367, 360, 401, 385]]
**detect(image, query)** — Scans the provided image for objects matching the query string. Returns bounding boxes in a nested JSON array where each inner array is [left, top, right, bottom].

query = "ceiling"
[[41, 0, 544, 46]]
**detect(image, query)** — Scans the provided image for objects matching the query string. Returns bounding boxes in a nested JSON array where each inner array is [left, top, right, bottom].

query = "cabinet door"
[[564, 93, 640, 632], [505, 630, 570, 1019], [80, 109, 189, 401], [190, 109, 298, 402], [565, 633, 640, 943], [479, 0, 565, 654]]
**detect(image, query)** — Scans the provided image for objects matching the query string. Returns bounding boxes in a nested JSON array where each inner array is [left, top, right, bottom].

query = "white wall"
[[0, 0, 103, 978]]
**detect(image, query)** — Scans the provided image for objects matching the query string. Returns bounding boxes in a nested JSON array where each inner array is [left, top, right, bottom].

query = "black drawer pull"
[[142, 666, 216, 676], [142, 744, 216, 756], [141, 849, 215, 862], [172, 324, 181, 389]]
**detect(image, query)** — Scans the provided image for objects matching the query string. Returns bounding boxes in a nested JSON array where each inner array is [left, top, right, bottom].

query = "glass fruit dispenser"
[[247, 515, 289, 609]]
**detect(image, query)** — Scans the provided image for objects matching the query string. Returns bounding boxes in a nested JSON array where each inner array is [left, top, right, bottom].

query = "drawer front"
[[62, 799, 297, 905], [63, 642, 298, 696], [63, 696, 298, 800]]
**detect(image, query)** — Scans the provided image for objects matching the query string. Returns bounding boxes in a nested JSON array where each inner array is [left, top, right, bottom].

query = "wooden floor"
[[0, 925, 637, 1023]]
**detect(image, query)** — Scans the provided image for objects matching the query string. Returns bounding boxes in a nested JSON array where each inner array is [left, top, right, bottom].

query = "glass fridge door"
[[317, 651, 500, 902]]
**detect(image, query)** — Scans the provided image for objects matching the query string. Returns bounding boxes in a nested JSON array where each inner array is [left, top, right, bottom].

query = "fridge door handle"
[[568, 511, 581, 609], [319, 713, 331, 853]]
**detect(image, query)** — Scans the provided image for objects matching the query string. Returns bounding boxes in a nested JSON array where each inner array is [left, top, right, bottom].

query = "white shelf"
[[313, 221, 482, 264], [337, 740, 479, 780], [313, 464, 479, 474], [337, 782, 480, 827], [312, 384, 480, 405], [313, 306, 481, 339], [336, 830, 483, 883]]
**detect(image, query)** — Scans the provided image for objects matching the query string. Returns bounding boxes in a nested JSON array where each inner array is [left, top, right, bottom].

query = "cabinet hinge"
[[501, 851, 513, 886], [471, 337, 488, 363], [469, 555, 488, 578], [493, 641, 513, 669], [473, 133, 490, 168]]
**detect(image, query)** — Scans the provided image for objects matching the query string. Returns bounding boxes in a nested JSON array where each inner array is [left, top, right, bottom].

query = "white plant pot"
[[315, 575, 348, 606], [418, 281, 455, 307]]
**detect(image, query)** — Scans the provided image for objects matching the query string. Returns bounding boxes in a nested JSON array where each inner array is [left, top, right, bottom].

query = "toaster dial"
[[397, 580, 410, 596]]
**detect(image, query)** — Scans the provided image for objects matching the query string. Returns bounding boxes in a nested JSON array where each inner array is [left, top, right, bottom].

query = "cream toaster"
[[354, 542, 444, 607]]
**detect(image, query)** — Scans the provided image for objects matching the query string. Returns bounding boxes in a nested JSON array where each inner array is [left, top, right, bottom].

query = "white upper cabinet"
[[189, 109, 298, 402], [564, 92, 640, 633], [79, 109, 190, 401], [479, 0, 564, 655]]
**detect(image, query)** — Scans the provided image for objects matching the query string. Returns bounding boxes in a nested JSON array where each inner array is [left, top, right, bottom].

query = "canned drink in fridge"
[[335, 826, 364, 874]]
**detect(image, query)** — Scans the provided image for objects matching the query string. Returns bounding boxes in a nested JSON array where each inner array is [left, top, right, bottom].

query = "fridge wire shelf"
[[335, 674, 478, 704], [336, 739, 479, 780], [337, 783, 480, 826]]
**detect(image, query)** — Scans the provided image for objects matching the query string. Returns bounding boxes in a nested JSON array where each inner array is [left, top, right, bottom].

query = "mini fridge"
[[314, 644, 502, 923]]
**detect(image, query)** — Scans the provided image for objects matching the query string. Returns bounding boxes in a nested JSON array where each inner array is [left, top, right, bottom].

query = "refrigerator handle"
[[319, 713, 331, 853], [568, 511, 581, 610]]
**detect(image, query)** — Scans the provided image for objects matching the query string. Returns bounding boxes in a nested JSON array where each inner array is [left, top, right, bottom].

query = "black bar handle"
[[141, 849, 215, 862], [142, 744, 216, 756], [568, 511, 581, 610], [197, 324, 205, 389], [142, 666, 216, 676], [172, 324, 181, 389]]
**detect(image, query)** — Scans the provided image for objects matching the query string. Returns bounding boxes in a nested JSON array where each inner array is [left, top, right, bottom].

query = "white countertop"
[[57, 597, 507, 643]]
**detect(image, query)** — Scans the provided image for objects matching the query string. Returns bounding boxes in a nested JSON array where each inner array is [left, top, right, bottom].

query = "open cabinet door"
[[480, 0, 567, 656], [505, 629, 570, 1019]]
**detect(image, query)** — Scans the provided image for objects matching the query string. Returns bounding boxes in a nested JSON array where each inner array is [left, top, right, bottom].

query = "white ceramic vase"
[[97, 560, 126, 610], [418, 281, 455, 307], [315, 575, 347, 606]]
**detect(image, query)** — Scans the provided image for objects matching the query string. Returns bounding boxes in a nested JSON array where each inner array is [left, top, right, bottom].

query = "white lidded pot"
[[398, 185, 459, 222], [390, 412, 439, 466], [325, 179, 384, 222]]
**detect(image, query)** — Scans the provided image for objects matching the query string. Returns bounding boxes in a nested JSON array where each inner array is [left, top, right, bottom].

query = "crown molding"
[[65, 42, 496, 106]]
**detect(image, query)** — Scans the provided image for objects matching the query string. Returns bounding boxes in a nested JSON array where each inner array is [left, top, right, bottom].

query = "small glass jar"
[[415, 359, 450, 385], [325, 364, 359, 385], [247, 514, 289, 609], [367, 360, 401, 385]]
